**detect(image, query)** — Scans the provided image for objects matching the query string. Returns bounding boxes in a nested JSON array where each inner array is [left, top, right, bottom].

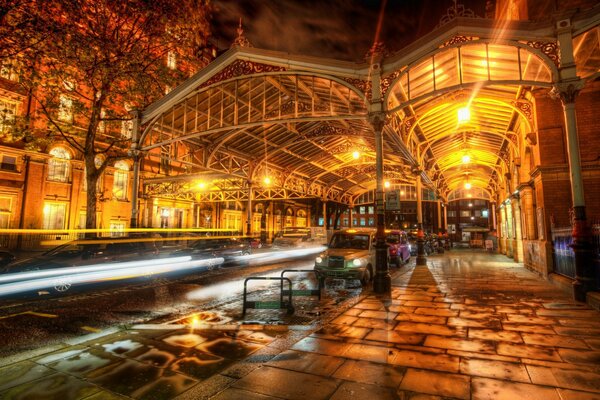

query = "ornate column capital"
[[368, 112, 386, 132], [550, 79, 585, 104]]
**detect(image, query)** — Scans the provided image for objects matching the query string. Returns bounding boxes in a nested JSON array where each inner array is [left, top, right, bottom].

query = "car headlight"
[[352, 258, 362, 267], [316, 256, 323, 263]]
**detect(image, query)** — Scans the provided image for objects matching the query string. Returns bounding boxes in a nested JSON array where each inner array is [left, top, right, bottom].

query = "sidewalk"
[[1, 250, 600, 399]]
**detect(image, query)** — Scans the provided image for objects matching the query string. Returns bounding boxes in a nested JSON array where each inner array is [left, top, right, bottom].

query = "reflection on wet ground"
[[0, 270, 374, 399]]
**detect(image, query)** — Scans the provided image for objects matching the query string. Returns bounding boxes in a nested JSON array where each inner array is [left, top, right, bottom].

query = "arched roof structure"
[[137, 11, 600, 205]]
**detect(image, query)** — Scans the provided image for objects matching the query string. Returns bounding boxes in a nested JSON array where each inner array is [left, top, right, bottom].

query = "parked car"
[[0, 236, 162, 294], [171, 237, 251, 267], [385, 229, 410, 267], [314, 228, 375, 287]]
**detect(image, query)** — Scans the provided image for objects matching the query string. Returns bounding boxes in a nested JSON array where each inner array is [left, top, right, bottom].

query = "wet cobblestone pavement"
[[1, 250, 600, 399]]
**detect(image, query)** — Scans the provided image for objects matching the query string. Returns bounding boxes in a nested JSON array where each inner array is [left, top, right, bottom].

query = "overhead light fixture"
[[458, 107, 470, 123], [197, 182, 206, 190], [384, 181, 390, 188], [263, 176, 271, 186], [352, 151, 360, 159], [464, 182, 472, 189], [468, 202, 473, 207], [462, 154, 471, 164]]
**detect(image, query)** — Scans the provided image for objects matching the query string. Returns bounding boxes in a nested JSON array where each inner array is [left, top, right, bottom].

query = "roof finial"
[[231, 17, 252, 48], [437, 0, 479, 28]]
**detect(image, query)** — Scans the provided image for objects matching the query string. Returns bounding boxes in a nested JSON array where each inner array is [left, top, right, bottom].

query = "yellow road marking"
[[0, 311, 58, 320], [81, 326, 101, 333]]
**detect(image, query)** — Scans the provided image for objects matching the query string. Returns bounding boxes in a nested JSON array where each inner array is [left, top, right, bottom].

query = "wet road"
[[0, 252, 326, 358]]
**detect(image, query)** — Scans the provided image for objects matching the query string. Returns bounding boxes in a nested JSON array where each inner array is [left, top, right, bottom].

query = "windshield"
[[43, 243, 98, 257], [386, 234, 400, 244], [329, 233, 370, 250]]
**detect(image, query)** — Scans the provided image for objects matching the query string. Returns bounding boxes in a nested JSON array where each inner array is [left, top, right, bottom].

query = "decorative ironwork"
[[302, 124, 364, 139], [343, 77, 372, 100], [525, 41, 559, 67], [437, 0, 480, 28], [381, 70, 401, 97], [365, 41, 389, 60], [200, 60, 286, 88], [231, 18, 252, 48], [440, 35, 477, 48], [511, 100, 533, 121]]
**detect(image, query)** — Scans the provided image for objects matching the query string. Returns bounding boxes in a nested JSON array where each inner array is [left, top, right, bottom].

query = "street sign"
[[385, 190, 401, 210]]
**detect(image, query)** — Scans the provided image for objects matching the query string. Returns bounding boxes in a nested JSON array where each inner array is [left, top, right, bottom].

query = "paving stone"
[[210, 387, 282, 400], [460, 358, 530, 383], [343, 343, 398, 364], [495, 306, 534, 314], [543, 302, 593, 310], [267, 349, 345, 376], [332, 359, 405, 388], [505, 314, 557, 325], [330, 381, 398, 400], [424, 335, 496, 354], [390, 349, 460, 372], [554, 326, 600, 336], [0, 361, 56, 392], [352, 317, 397, 330], [557, 349, 600, 365], [354, 302, 386, 310], [447, 349, 519, 363], [331, 315, 358, 325], [448, 317, 501, 329], [458, 311, 502, 320], [358, 310, 398, 320], [536, 309, 600, 318], [557, 389, 600, 400], [468, 329, 523, 343], [343, 308, 363, 317], [471, 377, 560, 400], [526, 364, 600, 393], [232, 366, 340, 400], [0, 372, 102, 400], [291, 337, 351, 357], [364, 329, 425, 345], [586, 338, 600, 350], [502, 323, 556, 334], [388, 305, 417, 313], [521, 333, 589, 349], [558, 319, 600, 328], [414, 308, 458, 317], [397, 295, 435, 301], [496, 342, 562, 361], [404, 301, 451, 308], [395, 313, 448, 325], [398, 368, 470, 399], [451, 304, 496, 312], [395, 322, 466, 337]]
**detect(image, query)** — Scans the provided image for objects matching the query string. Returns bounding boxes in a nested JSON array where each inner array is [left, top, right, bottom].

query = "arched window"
[[48, 147, 71, 182], [112, 160, 129, 200]]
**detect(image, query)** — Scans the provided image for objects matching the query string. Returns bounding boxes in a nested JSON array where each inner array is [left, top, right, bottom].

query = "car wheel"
[[53, 278, 72, 293], [361, 266, 372, 287]]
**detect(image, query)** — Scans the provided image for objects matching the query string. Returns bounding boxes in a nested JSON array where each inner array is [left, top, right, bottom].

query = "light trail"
[[0, 257, 224, 297], [0, 256, 194, 284]]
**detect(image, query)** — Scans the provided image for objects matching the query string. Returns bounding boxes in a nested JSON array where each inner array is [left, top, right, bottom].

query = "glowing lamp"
[[458, 107, 470, 123]]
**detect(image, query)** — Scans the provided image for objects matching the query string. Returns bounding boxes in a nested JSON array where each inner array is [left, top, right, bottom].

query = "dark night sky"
[[210, 0, 489, 62]]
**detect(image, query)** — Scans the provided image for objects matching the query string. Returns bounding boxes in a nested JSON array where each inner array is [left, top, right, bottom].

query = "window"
[[43, 202, 67, 229], [48, 147, 71, 182], [460, 210, 471, 218], [0, 155, 16, 171], [58, 95, 73, 122], [167, 51, 177, 69], [0, 59, 19, 81], [0, 196, 13, 228], [447, 210, 456, 217], [368, 206, 374, 214], [112, 160, 129, 200], [0, 99, 17, 133], [359, 206, 365, 215], [109, 221, 126, 237]]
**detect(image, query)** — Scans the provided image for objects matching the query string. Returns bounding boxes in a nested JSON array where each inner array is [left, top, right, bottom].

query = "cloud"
[[212, 0, 486, 61]]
